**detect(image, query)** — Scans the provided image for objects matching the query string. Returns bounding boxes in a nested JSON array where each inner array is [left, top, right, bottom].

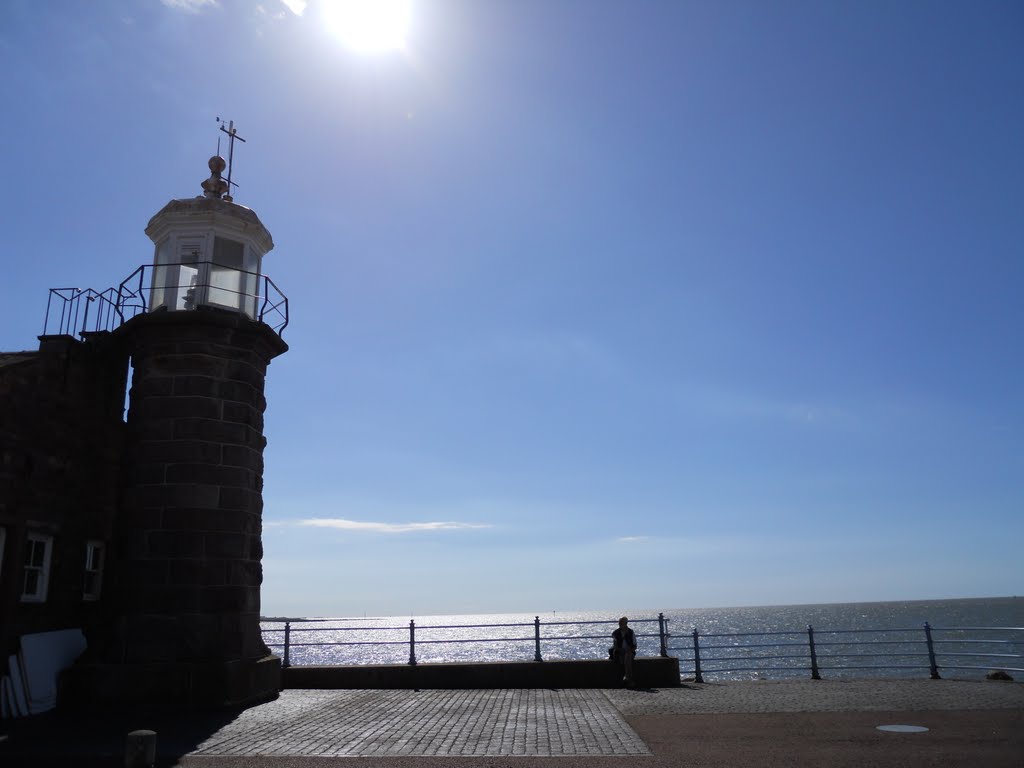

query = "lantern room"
[[143, 155, 274, 320]]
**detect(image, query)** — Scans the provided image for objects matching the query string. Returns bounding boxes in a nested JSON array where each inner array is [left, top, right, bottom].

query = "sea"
[[261, 596, 1024, 681]]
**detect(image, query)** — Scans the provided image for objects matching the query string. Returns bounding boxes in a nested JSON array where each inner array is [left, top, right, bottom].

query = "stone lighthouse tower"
[[66, 151, 288, 708]]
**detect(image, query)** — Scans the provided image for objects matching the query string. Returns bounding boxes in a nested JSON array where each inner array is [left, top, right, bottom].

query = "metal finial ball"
[[208, 155, 227, 173]]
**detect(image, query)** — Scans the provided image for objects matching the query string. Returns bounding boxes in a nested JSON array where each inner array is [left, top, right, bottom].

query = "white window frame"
[[21, 533, 53, 603], [83, 540, 105, 601]]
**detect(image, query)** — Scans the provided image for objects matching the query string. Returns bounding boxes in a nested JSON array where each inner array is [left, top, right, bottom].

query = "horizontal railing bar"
[[698, 655, 811, 663], [284, 640, 411, 647], [262, 617, 381, 623], [414, 637, 535, 645], [811, 663, 933, 671], [273, 626, 668, 637], [540, 633, 662, 642], [263, 617, 661, 628], [696, 630, 809, 638], [816, 640, 923, 647], [938, 665, 1024, 672], [932, 639, 1018, 646], [931, 627, 1024, 632], [696, 627, 927, 639], [275, 628, 669, 639], [686, 653, 931, 664], [937, 655, 1024, 663], [536, 619, 660, 627], [817, 652, 929, 659], [285, 626, 408, 634], [701, 642, 809, 650], [700, 659, 811, 663], [412, 623, 536, 630], [694, 666, 814, 673], [812, 628, 926, 635]]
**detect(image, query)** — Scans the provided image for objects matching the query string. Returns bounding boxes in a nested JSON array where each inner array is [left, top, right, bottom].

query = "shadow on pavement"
[[0, 704, 242, 768]]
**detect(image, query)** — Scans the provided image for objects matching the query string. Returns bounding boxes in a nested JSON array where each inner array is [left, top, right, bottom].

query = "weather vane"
[[216, 117, 246, 203]]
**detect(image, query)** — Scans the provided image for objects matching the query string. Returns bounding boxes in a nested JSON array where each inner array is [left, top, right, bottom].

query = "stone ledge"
[[283, 656, 680, 690]]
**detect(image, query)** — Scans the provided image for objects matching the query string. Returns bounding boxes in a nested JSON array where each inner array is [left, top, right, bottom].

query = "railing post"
[[409, 620, 417, 666], [80, 293, 94, 336], [924, 622, 940, 679], [807, 624, 821, 680], [534, 616, 543, 662], [692, 628, 704, 684], [283, 621, 291, 668], [658, 613, 668, 657]]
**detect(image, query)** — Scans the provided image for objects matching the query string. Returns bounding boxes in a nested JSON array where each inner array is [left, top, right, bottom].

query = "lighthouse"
[[63, 143, 289, 708]]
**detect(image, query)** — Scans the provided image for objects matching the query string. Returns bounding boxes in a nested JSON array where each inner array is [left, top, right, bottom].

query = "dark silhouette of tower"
[[63, 153, 289, 708]]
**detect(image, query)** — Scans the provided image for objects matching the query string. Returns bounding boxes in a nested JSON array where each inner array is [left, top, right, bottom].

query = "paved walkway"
[[607, 678, 1024, 715], [184, 680, 1024, 758], [1, 679, 1022, 766], [194, 689, 650, 757]]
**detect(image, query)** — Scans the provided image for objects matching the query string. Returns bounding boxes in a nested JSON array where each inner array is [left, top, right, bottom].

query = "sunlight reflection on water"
[[262, 597, 1024, 680]]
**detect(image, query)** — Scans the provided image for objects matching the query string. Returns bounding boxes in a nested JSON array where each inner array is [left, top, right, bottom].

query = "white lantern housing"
[[143, 156, 274, 320]]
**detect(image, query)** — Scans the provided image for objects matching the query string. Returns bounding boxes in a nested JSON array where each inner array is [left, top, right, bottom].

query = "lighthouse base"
[[59, 655, 281, 711]]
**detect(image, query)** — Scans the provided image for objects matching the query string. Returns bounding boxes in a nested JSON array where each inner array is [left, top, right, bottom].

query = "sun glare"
[[322, 0, 411, 53]]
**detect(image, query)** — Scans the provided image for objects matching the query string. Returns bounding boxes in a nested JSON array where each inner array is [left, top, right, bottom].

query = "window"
[[209, 237, 256, 315], [150, 237, 203, 312], [21, 533, 53, 602], [83, 541, 104, 601], [213, 236, 245, 269]]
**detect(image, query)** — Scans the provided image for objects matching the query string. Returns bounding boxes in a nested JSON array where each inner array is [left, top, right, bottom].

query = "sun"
[[322, 0, 411, 53]]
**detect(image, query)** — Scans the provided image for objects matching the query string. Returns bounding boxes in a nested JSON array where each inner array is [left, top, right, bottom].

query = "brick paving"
[[191, 689, 651, 757], [607, 678, 1024, 716], [3, 679, 1022, 765], [184, 680, 1024, 759]]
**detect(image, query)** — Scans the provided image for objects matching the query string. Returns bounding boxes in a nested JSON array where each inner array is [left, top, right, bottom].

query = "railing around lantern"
[[42, 263, 289, 338], [669, 623, 1024, 682], [262, 615, 671, 669], [116, 263, 289, 335]]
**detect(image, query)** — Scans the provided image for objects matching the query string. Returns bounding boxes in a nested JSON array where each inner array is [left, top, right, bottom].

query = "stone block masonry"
[[108, 307, 286, 666], [0, 334, 127, 658], [61, 307, 287, 709]]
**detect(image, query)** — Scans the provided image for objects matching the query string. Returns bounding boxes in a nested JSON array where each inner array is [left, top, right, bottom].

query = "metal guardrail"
[[261, 616, 1023, 681], [668, 623, 1024, 682], [42, 288, 124, 337], [262, 614, 671, 669], [42, 262, 288, 337]]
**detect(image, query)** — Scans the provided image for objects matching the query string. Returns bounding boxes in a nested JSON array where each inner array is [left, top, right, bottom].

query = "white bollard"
[[125, 729, 156, 768]]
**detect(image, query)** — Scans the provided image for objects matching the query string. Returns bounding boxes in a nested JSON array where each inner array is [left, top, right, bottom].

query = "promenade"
[[1, 679, 1021, 767]]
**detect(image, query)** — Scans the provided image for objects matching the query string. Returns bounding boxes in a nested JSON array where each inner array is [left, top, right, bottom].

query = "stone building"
[[0, 153, 288, 709]]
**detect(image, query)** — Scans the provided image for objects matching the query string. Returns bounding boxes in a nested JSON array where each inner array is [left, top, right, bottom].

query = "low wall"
[[283, 656, 680, 690]]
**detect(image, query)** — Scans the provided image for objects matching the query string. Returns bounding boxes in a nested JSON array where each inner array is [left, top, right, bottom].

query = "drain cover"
[[877, 725, 929, 733]]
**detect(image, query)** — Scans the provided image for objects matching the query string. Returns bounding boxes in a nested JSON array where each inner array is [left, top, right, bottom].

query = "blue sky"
[[1, 1, 1021, 618]]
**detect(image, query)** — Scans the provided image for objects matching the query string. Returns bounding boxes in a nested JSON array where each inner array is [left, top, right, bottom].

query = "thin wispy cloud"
[[473, 330, 621, 380], [299, 518, 492, 534], [279, 0, 307, 15], [617, 536, 651, 543], [160, 0, 218, 13]]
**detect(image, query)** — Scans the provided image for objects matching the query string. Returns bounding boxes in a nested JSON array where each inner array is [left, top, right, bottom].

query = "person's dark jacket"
[[612, 627, 636, 660]]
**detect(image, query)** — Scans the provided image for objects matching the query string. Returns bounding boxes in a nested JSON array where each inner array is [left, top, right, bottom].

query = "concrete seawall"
[[283, 656, 680, 689]]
